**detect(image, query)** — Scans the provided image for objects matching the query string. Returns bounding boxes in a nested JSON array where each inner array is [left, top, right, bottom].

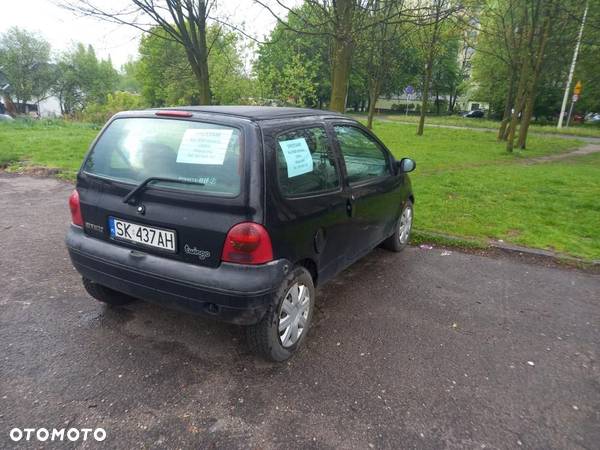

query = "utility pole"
[[557, 0, 588, 129]]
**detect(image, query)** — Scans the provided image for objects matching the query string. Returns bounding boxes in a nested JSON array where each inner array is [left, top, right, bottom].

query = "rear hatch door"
[[77, 113, 262, 268]]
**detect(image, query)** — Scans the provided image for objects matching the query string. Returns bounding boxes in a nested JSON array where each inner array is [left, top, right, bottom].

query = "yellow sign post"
[[574, 81, 583, 95]]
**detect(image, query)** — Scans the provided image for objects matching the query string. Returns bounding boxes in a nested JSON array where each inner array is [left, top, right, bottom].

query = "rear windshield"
[[83, 117, 242, 197]]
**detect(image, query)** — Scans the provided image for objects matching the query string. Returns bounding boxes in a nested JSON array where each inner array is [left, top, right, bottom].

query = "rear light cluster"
[[221, 222, 273, 265], [68, 190, 84, 227]]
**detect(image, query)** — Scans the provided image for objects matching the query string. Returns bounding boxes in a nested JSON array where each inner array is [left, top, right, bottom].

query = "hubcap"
[[278, 282, 310, 348], [398, 206, 413, 244]]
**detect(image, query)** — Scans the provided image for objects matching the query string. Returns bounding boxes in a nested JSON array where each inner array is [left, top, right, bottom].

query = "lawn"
[[357, 113, 600, 139], [0, 120, 100, 179], [368, 121, 598, 260], [0, 118, 598, 260]]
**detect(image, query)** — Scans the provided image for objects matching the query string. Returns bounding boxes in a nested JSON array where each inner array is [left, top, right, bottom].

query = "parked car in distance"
[[463, 109, 485, 118], [66, 106, 416, 361], [584, 112, 600, 124]]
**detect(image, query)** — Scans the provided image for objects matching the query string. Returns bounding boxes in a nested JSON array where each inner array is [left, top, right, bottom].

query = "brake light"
[[68, 190, 84, 227], [221, 222, 273, 265], [155, 110, 193, 118]]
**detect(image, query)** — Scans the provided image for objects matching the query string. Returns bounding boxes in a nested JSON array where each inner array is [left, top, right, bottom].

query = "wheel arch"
[[295, 258, 318, 287]]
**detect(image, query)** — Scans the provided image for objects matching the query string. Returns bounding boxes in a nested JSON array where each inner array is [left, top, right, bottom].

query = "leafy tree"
[[118, 60, 142, 93], [82, 91, 147, 123], [572, 1, 600, 114], [255, 5, 328, 108], [471, 0, 598, 148], [0, 27, 54, 111], [53, 43, 119, 114], [136, 25, 250, 106], [255, 4, 330, 108], [255, 0, 417, 112]]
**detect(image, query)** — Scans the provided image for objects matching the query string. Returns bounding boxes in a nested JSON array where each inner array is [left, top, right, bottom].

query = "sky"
[[3, 0, 291, 69]]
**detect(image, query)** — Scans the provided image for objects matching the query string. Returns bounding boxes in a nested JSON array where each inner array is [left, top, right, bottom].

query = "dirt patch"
[[1, 166, 64, 178], [524, 143, 600, 164]]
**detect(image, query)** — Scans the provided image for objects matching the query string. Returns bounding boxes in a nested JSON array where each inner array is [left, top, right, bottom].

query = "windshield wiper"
[[122, 177, 205, 204]]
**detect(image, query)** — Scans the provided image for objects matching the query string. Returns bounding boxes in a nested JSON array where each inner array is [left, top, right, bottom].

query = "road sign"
[[573, 94, 579, 102], [404, 85, 415, 95], [574, 81, 582, 95]]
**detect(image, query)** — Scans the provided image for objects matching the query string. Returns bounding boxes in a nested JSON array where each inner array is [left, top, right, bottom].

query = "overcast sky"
[[4, 0, 292, 69]]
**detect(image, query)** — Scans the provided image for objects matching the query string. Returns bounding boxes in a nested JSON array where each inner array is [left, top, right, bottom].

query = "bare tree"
[[413, 0, 459, 136], [364, 1, 411, 128], [58, 0, 215, 104]]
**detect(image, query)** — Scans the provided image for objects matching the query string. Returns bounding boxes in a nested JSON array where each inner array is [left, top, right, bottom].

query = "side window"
[[333, 125, 389, 184], [276, 127, 340, 197]]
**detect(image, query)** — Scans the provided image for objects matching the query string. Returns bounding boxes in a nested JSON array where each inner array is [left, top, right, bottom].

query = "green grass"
[[0, 120, 100, 179], [0, 118, 598, 260], [369, 122, 580, 171], [357, 113, 600, 138], [368, 120, 598, 260]]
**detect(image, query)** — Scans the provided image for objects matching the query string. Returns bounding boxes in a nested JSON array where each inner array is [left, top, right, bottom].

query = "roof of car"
[[153, 105, 345, 121]]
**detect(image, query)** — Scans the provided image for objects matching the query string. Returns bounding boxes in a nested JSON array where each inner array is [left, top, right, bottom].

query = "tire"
[[382, 200, 413, 252], [82, 277, 137, 306], [246, 266, 315, 362]]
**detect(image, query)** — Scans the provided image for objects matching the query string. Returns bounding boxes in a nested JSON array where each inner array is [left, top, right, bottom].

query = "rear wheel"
[[82, 278, 137, 306], [382, 200, 413, 252], [246, 266, 315, 362]]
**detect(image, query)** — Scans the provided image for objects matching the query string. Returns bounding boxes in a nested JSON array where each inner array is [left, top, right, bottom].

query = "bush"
[[78, 91, 148, 123]]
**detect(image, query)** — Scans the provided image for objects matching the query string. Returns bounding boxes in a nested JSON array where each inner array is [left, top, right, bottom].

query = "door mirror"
[[397, 158, 416, 173]]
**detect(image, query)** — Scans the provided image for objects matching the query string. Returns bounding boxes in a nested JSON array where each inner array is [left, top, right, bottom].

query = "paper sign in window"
[[279, 138, 313, 178], [176, 128, 233, 165]]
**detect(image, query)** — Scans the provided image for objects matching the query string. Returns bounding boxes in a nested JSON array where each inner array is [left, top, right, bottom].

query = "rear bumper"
[[66, 226, 290, 325]]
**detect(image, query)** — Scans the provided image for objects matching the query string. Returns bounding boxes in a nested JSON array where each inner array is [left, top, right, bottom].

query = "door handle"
[[346, 198, 353, 217]]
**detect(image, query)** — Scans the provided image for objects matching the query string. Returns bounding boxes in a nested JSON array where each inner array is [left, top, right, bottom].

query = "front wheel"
[[382, 200, 413, 252], [246, 266, 315, 362]]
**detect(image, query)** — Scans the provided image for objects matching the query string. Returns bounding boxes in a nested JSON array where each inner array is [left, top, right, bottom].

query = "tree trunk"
[[330, 36, 353, 112], [417, 59, 433, 136], [506, 63, 529, 152], [183, 15, 211, 105], [506, 8, 535, 152], [498, 69, 516, 141], [367, 79, 380, 129], [517, 95, 535, 148], [329, 0, 354, 112], [517, 8, 552, 149], [417, 7, 441, 136]]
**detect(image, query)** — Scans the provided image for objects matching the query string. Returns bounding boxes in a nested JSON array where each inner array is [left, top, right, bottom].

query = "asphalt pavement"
[[1, 173, 599, 449]]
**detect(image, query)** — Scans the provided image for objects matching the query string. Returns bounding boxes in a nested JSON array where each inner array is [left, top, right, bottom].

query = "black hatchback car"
[[66, 106, 415, 361]]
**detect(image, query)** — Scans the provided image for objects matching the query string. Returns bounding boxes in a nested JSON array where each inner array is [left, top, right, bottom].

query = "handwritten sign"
[[176, 128, 233, 165], [279, 138, 313, 178]]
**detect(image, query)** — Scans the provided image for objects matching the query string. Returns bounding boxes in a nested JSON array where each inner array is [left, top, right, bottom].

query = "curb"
[[414, 230, 600, 268]]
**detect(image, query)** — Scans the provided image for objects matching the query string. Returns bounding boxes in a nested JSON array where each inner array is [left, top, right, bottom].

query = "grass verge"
[[356, 113, 600, 138], [0, 120, 100, 180]]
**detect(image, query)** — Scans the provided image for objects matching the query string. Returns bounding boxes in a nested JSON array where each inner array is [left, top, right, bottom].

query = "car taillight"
[[221, 222, 273, 265], [68, 190, 84, 227]]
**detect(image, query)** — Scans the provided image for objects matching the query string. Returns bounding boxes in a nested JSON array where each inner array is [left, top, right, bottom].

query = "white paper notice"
[[176, 128, 233, 165], [279, 138, 313, 178]]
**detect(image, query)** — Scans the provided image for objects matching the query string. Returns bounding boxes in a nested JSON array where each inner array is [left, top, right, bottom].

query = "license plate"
[[108, 217, 176, 252]]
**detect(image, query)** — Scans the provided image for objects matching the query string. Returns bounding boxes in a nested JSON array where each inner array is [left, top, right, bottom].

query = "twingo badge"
[[184, 244, 211, 260]]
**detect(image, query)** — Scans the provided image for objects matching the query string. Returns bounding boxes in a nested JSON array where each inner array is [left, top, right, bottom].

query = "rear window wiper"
[[123, 177, 205, 204]]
